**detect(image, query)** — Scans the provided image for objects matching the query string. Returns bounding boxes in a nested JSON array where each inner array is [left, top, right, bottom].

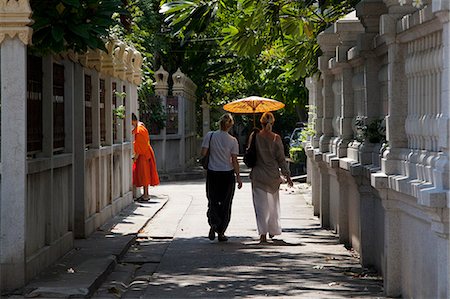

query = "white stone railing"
[[304, 1, 450, 297], [405, 31, 443, 152]]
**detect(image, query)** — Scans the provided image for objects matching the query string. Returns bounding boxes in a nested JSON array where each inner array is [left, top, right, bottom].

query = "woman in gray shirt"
[[249, 112, 293, 243], [201, 113, 242, 242]]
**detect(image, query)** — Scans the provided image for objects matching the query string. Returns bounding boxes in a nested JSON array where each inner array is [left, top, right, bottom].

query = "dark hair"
[[132, 113, 138, 121]]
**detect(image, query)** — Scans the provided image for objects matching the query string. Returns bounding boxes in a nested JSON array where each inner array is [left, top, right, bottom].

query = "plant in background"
[[138, 88, 167, 131], [289, 147, 306, 164], [147, 101, 167, 130], [287, 105, 316, 163], [354, 116, 386, 144], [398, 0, 424, 8], [113, 91, 127, 119], [113, 105, 126, 119], [300, 105, 317, 143]]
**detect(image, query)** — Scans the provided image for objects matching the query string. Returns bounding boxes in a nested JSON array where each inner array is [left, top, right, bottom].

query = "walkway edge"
[[22, 196, 169, 298]]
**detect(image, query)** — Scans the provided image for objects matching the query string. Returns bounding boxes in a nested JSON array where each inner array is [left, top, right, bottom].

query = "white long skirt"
[[251, 186, 282, 236]]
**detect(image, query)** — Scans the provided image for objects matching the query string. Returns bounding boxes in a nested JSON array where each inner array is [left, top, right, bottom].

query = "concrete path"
[[18, 196, 168, 298], [93, 179, 384, 298]]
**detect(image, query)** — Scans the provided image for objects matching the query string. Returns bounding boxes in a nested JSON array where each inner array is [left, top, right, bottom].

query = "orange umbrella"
[[223, 96, 285, 126]]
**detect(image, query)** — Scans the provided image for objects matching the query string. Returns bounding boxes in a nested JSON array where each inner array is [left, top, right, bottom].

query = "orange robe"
[[132, 123, 160, 187]]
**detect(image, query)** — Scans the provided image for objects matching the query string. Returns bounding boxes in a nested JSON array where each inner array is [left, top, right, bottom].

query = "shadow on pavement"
[[142, 236, 384, 298]]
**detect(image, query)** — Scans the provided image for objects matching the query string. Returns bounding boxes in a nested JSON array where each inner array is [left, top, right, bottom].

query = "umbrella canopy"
[[223, 96, 285, 114]]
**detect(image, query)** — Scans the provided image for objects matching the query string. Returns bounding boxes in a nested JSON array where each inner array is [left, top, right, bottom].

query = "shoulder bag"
[[244, 128, 259, 168], [199, 132, 213, 170]]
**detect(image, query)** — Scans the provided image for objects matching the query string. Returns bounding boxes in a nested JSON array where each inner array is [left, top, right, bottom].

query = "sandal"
[[136, 196, 150, 202]]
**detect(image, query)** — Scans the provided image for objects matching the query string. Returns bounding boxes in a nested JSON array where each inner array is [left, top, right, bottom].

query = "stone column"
[[63, 60, 75, 153], [358, 184, 379, 267], [434, 2, 450, 297], [319, 164, 330, 228], [318, 59, 335, 154], [382, 198, 402, 297], [336, 64, 354, 157], [124, 82, 132, 142], [173, 68, 186, 171], [305, 76, 322, 148], [0, 0, 33, 290], [41, 56, 54, 156], [104, 76, 113, 146], [380, 1, 415, 175], [305, 76, 323, 216], [73, 63, 87, 238], [91, 72, 100, 148], [154, 66, 169, 172], [356, 0, 387, 124], [334, 15, 365, 157], [317, 26, 339, 153], [202, 97, 211, 137]]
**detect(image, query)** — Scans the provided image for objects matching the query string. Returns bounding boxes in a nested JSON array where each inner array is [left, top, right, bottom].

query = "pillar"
[[317, 26, 340, 153], [154, 66, 169, 172], [319, 163, 330, 228], [434, 1, 450, 297], [379, 2, 414, 175], [173, 68, 186, 171], [73, 63, 86, 238], [334, 16, 364, 157], [202, 98, 211, 137], [0, 0, 33, 290], [382, 199, 402, 297]]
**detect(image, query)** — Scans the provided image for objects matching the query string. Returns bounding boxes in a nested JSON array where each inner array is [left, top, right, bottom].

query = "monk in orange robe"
[[132, 113, 159, 201]]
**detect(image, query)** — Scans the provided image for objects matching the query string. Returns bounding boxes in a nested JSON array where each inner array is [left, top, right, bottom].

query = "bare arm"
[[275, 135, 293, 187], [231, 154, 243, 189], [201, 147, 208, 156]]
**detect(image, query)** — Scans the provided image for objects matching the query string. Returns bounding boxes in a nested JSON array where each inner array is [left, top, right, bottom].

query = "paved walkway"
[[93, 179, 384, 298]]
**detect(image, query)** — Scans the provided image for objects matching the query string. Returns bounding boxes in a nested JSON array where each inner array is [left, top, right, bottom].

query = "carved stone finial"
[[101, 40, 115, 76], [0, 0, 33, 45], [86, 49, 102, 72], [113, 41, 127, 80], [154, 66, 169, 96], [172, 68, 197, 99], [132, 51, 143, 85]]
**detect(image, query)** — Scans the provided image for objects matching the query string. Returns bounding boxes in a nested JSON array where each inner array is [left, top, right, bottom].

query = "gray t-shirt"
[[202, 130, 239, 171]]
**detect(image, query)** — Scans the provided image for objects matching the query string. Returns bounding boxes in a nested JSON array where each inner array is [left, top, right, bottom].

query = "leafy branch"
[[30, 0, 128, 54]]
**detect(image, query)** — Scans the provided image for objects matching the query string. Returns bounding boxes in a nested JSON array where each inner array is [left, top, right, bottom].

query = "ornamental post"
[[0, 0, 33, 290]]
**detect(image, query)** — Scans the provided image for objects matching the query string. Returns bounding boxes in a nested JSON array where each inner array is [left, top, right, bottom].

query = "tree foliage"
[[157, 0, 359, 132], [160, 0, 359, 79], [30, 0, 129, 54]]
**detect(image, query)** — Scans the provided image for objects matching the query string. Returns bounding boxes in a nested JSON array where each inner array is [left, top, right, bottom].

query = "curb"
[[22, 197, 169, 298]]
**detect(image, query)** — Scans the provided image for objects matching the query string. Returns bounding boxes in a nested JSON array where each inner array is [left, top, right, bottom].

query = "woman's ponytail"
[[260, 112, 275, 130]]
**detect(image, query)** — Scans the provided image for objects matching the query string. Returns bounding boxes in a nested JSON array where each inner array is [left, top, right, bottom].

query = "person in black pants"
[[200, 114, 242, 241]]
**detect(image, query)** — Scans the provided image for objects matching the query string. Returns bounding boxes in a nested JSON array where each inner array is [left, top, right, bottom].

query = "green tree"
[[30, 0, 129, 54], [158, 0, 359, 133], [160, 0, 358, 79]]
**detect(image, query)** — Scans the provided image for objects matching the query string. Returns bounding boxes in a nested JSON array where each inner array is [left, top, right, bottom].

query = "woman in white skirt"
[[249, 112, 293, 243]]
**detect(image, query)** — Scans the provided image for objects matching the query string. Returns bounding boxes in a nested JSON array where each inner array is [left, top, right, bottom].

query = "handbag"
[[199, 132, 213, 170], [244, 128, 259, 168]]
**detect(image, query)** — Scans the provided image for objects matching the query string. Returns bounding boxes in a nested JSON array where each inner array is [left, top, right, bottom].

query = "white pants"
[[252, 186, 282, 236]]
